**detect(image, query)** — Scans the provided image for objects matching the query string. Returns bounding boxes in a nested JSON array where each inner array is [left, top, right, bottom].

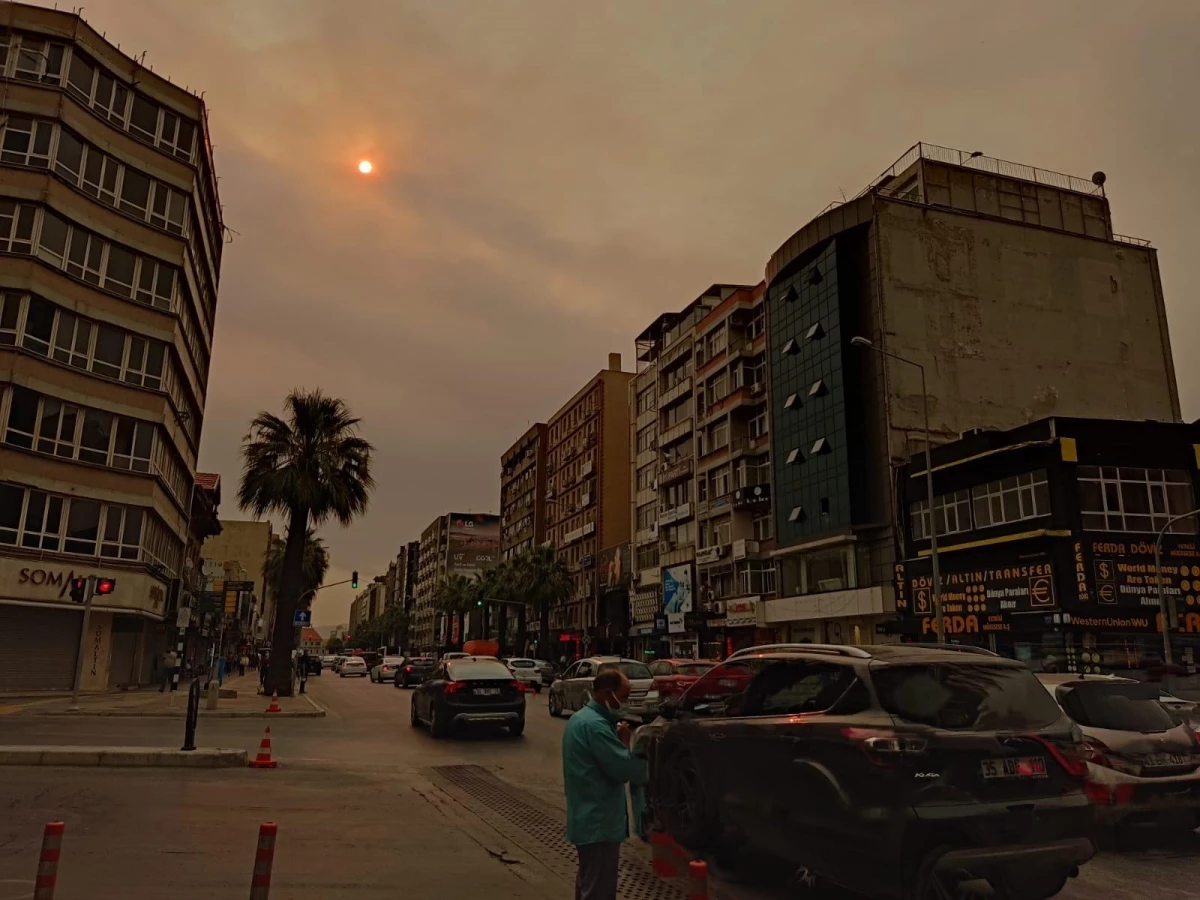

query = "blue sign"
[[293, 609, 312, 626]]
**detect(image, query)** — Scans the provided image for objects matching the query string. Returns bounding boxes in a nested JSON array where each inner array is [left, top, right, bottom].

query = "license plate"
[[1144, 753, 1188, 768], [474, 687, 500, 696], [981, 756, 1047, 779]]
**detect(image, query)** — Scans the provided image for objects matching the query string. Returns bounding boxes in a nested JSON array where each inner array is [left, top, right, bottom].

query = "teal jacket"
[[562, 700, 649, 846]]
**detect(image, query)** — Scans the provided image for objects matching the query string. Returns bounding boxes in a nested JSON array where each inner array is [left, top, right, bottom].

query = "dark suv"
[[636, 644, 1095, 900]]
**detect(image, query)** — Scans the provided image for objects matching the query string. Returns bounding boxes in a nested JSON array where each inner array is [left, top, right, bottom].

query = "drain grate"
[[428, 764, 698, 900]]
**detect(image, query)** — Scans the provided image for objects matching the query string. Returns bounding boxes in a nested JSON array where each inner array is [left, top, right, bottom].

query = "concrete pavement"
[[0, 671, 1196, 900]]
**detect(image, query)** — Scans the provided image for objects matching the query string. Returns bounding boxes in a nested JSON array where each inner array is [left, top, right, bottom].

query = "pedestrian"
[[562, 668, 647, 900], [259, 652, 270, 692], [159, 648, 177, 693], [238, 653, 248, 677], [298, 651, 309, 694]]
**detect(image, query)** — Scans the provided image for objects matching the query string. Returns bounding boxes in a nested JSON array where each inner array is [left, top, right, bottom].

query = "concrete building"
[[201, 519, 273, 649], [0, 4, 223, 690], [411, 512, 499, 650], [394, 540, 419, 644], [500, 423, 548, 562], [540, 353, 632, 656], [763, 142, 1179, 647]]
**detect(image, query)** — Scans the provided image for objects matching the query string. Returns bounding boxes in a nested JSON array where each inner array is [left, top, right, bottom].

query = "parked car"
[[410, 656, 526, 737], [533, 659, 556, 685], [548, 657, 658, 721], [321, 655, 337, 669], [302, 655, 322, 676], [503, 658, 544, 693], [370, 657, 407, 683], [332, 656, 348, 673], [357, 651, 382, 672], [635, 643, 1095, 900], [338, 657, 368, 678], [648, 658, 717, 702], [393, 656, 437, 688], [442, 651, 470, 661], [1039, 673, 1200, 830]]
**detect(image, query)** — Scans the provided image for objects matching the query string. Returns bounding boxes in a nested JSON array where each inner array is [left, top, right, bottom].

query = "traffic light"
[[476, 598, 483, 607], [95, 577, 116, 595], [69, 577, 87, 604], [351, 571, 359, 589]]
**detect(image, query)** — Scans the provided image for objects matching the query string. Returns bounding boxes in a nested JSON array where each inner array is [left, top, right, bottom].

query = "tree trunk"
[[267, 507, 308, 697], [539, 595, 551, 664]]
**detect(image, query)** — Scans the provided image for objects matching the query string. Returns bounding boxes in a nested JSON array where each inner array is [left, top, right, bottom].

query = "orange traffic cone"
[[248, 726, 277, 769], [265, 691, 281, 714]]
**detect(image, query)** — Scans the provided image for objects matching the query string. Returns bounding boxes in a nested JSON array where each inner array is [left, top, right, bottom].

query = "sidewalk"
[[3, 674, 325, 718]]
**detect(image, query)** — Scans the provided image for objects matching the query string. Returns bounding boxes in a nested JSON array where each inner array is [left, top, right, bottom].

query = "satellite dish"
[[1091, 171, 1107, 187]]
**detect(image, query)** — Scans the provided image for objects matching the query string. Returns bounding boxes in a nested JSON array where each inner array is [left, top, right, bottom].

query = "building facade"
[[0, 5, 223, 691], [411, 512, 500, 650], [500, 423, 547, 562], [894, 417, 1200, 675], [540, 354, 632, 657], [200, 519, 272, 661], [762, 142, 1179, 649]]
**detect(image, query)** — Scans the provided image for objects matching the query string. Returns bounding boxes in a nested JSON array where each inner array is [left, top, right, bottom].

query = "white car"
[[338, 657, 368, 678], [503, 658, 543, 693]]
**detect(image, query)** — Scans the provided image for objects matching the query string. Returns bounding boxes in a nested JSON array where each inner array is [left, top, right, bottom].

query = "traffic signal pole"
[[68, 576, 96, 712]]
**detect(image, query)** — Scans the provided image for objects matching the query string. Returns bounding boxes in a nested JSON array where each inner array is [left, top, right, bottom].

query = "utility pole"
[[68, 576, 116, 711]]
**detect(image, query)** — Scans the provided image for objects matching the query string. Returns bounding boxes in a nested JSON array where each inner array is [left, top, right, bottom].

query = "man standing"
[[159, 648, 177, 693], [562, 668, 648, 900]]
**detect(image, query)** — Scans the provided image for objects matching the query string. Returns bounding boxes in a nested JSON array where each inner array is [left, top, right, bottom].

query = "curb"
[[0, 746, 248, 767], [39, 707, 325, 718]]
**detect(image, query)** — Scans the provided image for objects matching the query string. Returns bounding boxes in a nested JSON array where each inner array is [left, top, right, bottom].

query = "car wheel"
[[430, 704, 448, 738], [533, 683, 542, 694], [401, 675, 409, 688], [654, 747, 719, 850], [339, 673, 345, 678], [410, 699, 420, 727], [509, 718, 525, 737], [549, 690, 563, 717]]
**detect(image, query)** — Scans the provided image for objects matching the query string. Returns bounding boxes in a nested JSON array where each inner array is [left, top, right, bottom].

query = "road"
[[1, 673, 1197, 900]]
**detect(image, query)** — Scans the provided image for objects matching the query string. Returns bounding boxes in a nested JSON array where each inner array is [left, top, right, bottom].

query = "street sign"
[[176, 607, 191, 629], [225, 580, 255, 592], [293, 609, 312, 626]]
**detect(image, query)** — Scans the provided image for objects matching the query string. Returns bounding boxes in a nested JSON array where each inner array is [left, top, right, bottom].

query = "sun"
[[358, 160, 374, 174]]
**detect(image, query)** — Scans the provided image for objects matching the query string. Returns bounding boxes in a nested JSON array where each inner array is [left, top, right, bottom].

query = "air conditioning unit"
[[750, 382, 765, 396]]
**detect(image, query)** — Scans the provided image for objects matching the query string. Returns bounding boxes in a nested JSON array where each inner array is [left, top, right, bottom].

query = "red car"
[[648, 658, 718, 699]]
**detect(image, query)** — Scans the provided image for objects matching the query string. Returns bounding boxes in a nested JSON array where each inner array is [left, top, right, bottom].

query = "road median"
[[0, 746, 248, 767]]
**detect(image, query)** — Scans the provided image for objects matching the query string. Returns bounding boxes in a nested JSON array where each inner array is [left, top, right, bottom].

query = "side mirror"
[[659, 695, 681, 720]]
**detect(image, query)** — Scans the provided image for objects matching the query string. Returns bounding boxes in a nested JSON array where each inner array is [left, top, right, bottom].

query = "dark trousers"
[[575, 841, 620, 900]]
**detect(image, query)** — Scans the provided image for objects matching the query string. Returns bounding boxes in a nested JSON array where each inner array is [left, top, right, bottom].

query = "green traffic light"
[[351, 570, 358, 589]]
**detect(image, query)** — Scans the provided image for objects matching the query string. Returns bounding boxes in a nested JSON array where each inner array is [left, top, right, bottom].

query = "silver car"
[[548, 657, 658, 721]]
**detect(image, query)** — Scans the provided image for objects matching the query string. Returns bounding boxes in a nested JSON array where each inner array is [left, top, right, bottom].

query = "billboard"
[[598, 543, 631, 593], [447, 513, 500, 578], [663, 563, 693, 615]]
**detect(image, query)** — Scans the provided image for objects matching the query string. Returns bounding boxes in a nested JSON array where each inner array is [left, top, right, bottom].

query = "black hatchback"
[[393, 656, 436, 688], [637, 644, 1096, 900], [410, 656, 525, 738]]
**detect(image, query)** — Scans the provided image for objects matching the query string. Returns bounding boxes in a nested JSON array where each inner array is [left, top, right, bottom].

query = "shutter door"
[[0, 604, 80, 691], [108, 616, 140, 688]]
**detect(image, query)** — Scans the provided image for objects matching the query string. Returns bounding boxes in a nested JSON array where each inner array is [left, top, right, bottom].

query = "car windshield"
[[448, 659, 514, 681], [676, 662, 716, 676], [1059, 682, 1180, 733], [598, 661, 651, 679], [872, 663, 1063, 731]]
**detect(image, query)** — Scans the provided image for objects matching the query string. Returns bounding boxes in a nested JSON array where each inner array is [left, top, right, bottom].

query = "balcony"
[[695, 543, 729, 566], [659, 455, 693, 485], [659, 375, 692, 408], [729, 434, 770, 457], [660, 418, 693, 448], [732, 483, 771, 510], [659, 337, 691, 372], [659, 502, 692, 526]]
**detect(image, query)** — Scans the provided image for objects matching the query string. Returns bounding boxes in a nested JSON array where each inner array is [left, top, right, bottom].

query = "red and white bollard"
[[687, 859, 709, 900], [34, 821, 64, 900], [249, 822, 277, 900]]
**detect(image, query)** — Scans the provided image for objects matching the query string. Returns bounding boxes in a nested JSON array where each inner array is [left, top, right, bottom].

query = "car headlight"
[[644, 690, 659, 699]]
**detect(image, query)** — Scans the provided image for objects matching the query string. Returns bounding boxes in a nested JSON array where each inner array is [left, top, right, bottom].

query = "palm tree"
[[263, 529, 329, 610], [432, 573, 476, 649], [238, 390, 374, 695], [513, 545, 572, 660]]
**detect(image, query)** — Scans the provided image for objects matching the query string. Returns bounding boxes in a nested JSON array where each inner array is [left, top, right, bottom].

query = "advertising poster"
[[447, 513, 500, 578], [663, 563, 693, 614], [598, 543, 631, 593]]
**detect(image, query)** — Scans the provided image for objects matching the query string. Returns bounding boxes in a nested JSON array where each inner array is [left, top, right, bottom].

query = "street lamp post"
[[1153, 509, 1200, 666], [850, 336, 945, 643]]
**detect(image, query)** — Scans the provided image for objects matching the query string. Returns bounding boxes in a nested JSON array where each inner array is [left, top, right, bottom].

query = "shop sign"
[[724, 597, 759, 628], [653, 613, 668, 635], [905, 557, 1057, 637], [667, 612, 686, 633], [1080, 533, 1200, 613]]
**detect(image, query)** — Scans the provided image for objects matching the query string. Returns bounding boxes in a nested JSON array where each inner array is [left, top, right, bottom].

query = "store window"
[[779, 545, 855, 597]]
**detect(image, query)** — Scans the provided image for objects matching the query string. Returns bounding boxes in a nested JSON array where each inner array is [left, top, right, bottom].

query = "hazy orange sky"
[[56, 0, 1200, 626]]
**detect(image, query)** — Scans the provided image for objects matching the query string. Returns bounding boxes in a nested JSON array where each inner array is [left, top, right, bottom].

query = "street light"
[[1154, 509, 1200, 665], [850, 336, 945, 643]]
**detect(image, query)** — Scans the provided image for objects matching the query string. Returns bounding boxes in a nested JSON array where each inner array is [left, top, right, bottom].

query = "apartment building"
[[0, 5, 223, 691], [411, 512, 500, 650], [500, 423, 547, 561], [395, 540, 419, 614], [540, 354, 632, 656], [763, 142, 1180, 647]]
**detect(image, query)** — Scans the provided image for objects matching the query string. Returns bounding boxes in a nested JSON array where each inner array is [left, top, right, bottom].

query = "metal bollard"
[[34, 821, 64, 900], [687, 859, 709, 900], [249, 822, 277, 900], [181, 678, 200, 752]]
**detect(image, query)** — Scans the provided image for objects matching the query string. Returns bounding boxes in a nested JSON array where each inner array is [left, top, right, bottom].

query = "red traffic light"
[[95, 578, 116, 595], [69, 577, 87, 603]]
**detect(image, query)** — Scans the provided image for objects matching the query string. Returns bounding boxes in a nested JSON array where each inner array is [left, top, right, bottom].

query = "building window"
[[740, 561, 776, 596], [636, 424, 657, 453], [636, 385, 656, 415], [783, 393, 800, 410], [752, 512, 773, 541], [636, 502, 656, 530], [21, 491, 64, 550], [972, 470, 1051, 529], [637, 464, 656, 491], [1078, 466, 1197, 534], [779, 546, 855, 596], [9, 36, 65, 84], [911, 489, 972, 541], [0, 292, 18, 345], [749, 410, 768, 439], [0, 200, 36, 253], [0, 116, 53, 168]]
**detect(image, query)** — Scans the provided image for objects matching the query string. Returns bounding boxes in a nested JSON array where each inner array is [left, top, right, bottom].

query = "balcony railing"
[[659, 455, 693, 485]]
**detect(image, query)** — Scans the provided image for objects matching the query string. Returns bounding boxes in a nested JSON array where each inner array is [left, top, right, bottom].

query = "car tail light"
[[1085, 781, 1135, 806], [444, 681, 463, 695], [842, 727, 927, 764], [511, 680, 525, 693], [405, 666, 413, 672], [1023, 733, 1089, 778]]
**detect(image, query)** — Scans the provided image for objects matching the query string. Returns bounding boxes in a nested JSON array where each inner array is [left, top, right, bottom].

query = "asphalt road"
[[1, 673, 1197, 900]]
